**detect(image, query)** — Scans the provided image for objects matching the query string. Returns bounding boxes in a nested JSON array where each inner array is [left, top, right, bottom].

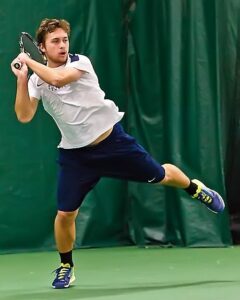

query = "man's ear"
[[39, 43, 45, 53]]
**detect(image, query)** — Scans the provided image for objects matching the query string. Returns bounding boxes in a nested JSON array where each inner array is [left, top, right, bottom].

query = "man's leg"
[[93, 124, 225, 214], [159, 163, 225, 213], [52, 210, 78, 289], [159, 163, 190, 188], [54, 209, 79, 264], [55, 210, 78, 254]]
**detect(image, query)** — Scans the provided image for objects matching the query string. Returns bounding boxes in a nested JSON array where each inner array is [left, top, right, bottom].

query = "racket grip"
[[14, 62, 22, 70]]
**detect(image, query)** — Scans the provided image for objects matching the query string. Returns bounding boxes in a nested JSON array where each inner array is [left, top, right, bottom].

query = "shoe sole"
[[192, 179, 225, 213]]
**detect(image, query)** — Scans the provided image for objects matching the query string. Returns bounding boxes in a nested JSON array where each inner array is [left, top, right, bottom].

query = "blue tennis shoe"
[[192, 179, 225, 213], [52, 263, 75, 289]]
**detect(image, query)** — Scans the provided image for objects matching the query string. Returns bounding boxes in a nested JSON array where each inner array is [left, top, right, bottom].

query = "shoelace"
[[200, 192, 212, 204], [54, 266, 70, 280]]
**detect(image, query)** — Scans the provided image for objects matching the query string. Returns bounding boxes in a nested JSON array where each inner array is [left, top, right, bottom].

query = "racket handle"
[[14, 62, 22, 70]]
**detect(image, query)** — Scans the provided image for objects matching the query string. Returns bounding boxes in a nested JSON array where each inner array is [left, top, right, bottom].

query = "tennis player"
[[11, 18, 225, 289]]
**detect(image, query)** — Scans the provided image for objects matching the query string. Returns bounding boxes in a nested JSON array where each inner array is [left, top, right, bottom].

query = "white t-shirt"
[[28, 54, 124, 149]]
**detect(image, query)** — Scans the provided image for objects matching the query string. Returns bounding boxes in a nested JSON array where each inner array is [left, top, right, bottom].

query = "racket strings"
[[21, 34, 45, 65]]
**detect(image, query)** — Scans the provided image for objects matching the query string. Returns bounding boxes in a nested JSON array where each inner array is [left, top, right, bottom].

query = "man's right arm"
[[15, 76, 38, 123], [11, 59, 38, 123]]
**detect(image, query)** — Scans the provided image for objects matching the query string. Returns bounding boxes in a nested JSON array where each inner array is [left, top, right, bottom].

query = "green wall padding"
[[0, 0, 235, 253]]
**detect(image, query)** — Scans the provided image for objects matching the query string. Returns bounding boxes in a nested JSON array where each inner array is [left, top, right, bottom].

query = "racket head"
[[19, 32, 45, 65]]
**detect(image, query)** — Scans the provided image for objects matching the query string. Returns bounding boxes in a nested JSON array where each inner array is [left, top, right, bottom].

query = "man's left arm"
[[17, 53, 83, 87]]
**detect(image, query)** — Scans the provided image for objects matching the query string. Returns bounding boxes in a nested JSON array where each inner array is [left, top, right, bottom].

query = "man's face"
[[40, 28, 69, 67]]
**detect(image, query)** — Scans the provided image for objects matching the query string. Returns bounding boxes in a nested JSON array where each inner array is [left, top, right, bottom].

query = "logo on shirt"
[[47, 84, 70, 92], [37, 82, 44, 87], [48, 85, 59, 92]]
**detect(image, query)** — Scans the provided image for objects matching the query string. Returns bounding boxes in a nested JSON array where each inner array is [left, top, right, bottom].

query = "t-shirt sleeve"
[[69, 55, 94, 74], [28, 76, 41, 100]]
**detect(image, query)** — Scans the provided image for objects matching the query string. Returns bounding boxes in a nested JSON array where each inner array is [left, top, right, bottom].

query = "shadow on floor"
[[1, 280, 238, 300]]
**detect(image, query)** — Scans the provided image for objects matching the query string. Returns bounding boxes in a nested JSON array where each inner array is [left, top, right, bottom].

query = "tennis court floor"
[[0, 246, 239, 300]]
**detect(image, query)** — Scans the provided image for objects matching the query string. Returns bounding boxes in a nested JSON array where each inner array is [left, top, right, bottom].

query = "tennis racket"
[[14, 32, 45, 69]]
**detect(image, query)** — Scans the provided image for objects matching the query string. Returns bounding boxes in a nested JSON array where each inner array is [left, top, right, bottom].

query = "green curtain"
[[0, 0, 235, 253]]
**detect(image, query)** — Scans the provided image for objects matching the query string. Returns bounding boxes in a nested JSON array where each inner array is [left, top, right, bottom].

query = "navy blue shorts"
[[57, 123, 165, 211]]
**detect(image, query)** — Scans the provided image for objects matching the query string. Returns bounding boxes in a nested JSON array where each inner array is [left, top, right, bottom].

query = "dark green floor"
[[0, 246, 239, 300]]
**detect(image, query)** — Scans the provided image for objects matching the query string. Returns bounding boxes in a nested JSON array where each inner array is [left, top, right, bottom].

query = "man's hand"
[[11, 55, 29, 78], [17, 53, 31, 65]]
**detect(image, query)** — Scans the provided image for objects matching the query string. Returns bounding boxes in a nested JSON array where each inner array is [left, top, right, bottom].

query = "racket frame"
[[14, 32, 45, 69]]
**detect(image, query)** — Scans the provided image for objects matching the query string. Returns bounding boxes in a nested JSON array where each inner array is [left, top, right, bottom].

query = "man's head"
[[36, 18, 70, 45], [36, 18, 70, 67]]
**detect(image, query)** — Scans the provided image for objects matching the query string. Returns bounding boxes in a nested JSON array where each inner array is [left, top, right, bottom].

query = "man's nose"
[[59, 41, 65, 48]]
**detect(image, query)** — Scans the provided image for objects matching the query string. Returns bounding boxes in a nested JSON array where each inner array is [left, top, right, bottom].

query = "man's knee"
[[56, 210, 78, 224], [157, 163, 175, 184]]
